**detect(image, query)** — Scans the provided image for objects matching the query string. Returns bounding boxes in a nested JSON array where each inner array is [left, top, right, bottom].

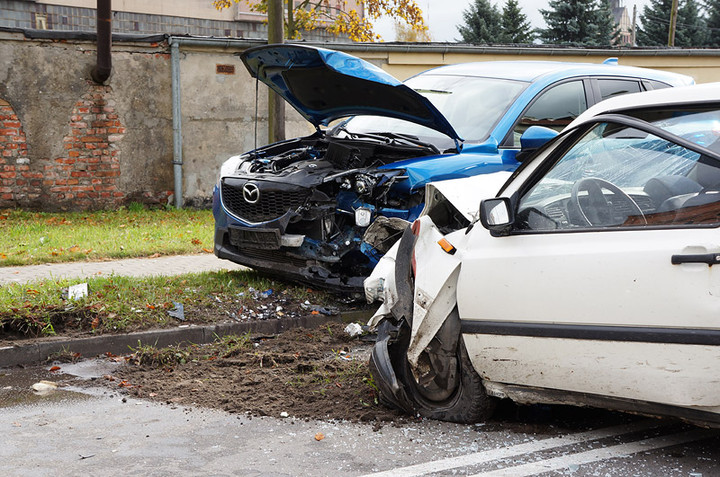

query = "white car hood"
[[420, 171, 514, 222]]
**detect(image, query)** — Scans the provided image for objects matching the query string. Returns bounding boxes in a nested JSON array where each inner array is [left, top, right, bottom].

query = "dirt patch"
[[97, 322, 406, 424]]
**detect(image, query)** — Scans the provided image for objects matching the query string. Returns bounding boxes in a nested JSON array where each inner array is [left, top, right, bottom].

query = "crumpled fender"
[[406, 216, 465, 368], [364, 239, 400, 329]]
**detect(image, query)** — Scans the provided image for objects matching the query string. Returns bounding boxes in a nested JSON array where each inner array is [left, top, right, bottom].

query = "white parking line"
[[362, 420, 662, 477], [471, 428, 718, 477]]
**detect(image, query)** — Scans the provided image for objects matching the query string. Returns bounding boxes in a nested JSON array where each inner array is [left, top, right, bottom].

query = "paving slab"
[[0, 254, 248, 285]]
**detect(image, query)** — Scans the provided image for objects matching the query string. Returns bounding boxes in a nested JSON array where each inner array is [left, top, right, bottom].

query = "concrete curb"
[[0, 314, 346, 367]]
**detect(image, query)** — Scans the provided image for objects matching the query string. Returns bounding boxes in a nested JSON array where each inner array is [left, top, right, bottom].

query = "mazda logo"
[[242, 183, 260, 204]]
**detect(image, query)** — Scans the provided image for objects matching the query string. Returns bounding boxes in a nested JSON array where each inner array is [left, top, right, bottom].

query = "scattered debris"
[[31, 380, 58, 395], [301, 301, 339, 316], [280, 411, 289, 418], [62, 282, 88, 301], [79, 454, 96, 460], [167, 302, 185, 321], [344, 323, 363, 338], [314, 432, 325, 441]]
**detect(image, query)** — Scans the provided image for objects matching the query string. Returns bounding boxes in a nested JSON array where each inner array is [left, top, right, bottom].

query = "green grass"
[[0, 270, 327, 337], [0, 207, 214, 266]]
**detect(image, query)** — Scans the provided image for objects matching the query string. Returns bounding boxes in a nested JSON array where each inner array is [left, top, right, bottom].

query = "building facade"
[[0, 0, 360, 41]]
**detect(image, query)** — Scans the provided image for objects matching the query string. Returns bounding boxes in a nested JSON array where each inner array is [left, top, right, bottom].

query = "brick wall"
[[0, 99, 31, 203]]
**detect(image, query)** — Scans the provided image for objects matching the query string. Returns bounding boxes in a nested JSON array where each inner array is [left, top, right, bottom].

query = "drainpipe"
[[91, 0, 112, 84], [170, 39, 183, 208]]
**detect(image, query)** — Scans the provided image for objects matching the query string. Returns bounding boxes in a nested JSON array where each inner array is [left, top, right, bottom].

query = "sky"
[[373, 0, 653, 42]]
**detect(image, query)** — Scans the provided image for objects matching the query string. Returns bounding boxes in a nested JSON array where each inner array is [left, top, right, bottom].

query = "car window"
[[597, 79, 642, 101], [516, 110, 720, 231], [340, 75, 527, 148], [510, 81, 588, 147]]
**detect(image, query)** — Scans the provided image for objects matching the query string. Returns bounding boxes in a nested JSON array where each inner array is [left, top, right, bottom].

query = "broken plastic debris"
[[66, 283, 88, 301], [300, 303, 339, 315], [280, 411, 289, 418], [31, 380, 58, 395], [167, 301, 185, 321], [344, 323, 363, 338], [260, 289, 273, 298]]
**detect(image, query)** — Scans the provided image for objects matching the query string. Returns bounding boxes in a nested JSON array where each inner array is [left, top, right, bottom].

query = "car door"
[[457, 110, 720, 412]]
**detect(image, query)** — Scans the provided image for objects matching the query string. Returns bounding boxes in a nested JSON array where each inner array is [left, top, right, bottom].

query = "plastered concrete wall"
[[3, 32, 720, 211], [177, 46, 313, 202]]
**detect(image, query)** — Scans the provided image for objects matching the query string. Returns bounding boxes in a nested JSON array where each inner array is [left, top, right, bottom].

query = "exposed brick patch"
[[41, 82, 126, 208], [0, 99, 29, 203]]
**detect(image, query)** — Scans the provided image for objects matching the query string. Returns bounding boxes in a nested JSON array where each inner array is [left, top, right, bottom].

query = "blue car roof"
[[421, 60, 692, 86]]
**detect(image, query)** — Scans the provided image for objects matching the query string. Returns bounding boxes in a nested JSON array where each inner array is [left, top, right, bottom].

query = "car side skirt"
[[482, 381, 720, 428], [460, 320, 720, 346]]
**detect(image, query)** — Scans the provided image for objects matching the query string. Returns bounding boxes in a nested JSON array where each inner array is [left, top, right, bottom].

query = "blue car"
[[213, 44, 693, 291]]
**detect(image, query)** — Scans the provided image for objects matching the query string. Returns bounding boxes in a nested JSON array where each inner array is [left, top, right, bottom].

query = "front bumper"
[[214, 226, 365, 293]]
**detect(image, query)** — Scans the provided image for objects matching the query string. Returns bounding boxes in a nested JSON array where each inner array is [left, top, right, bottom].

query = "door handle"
[[671, 253, 720, 266]]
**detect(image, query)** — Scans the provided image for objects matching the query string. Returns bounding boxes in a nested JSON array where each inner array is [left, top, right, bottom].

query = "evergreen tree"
[[637, 0, 709, 46], [499, 0, 535, 43], [457, 0, 503, 43], [708, 0, 720, 46], [540, 0, 617, 46]]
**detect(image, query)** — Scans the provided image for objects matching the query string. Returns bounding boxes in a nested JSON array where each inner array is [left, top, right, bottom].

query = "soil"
[[94, 322, 407, 425]]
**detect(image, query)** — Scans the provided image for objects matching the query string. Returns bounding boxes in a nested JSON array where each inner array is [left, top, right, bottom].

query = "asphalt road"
[[2, 360, 719, 477]]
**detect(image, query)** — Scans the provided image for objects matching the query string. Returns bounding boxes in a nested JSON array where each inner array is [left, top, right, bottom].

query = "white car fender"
[[407, 217, 466, 367]]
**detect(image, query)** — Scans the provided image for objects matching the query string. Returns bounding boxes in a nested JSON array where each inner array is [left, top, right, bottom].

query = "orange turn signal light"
[[437, 238, 456, 255]]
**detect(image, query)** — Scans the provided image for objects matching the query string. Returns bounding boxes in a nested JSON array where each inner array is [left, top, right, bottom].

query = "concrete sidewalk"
[[0, 254, 249, 285]]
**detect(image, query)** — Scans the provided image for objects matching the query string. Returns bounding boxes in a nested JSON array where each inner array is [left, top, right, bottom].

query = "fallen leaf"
[[314, 432, 325, 441], [311, 310, 320, 315], [26, 289, 39, 295], [49, 366, 61, 372], [191, 238, 201, 245], [91, 317, 100, 329], [68, 245, 80, 253], [0, 253, 6, 260], [202, 248, 213, 253], [12, 422, 21, 427], [148, 253, 161, 258], [146, 304, 155, 310]]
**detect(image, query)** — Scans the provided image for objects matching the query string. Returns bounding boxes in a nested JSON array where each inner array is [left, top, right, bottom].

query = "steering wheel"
[[570, 177, 646, 226]]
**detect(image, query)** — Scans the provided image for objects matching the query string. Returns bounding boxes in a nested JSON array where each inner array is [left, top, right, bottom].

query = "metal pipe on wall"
[[91, 0, 112, 84], [170, 39, 183, 208]]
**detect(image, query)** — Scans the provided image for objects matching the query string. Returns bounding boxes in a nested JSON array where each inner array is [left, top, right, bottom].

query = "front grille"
[[222, 181, 309, 223]]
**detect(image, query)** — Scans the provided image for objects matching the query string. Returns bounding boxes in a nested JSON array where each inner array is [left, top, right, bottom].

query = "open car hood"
[[240, 44, 461, 141]]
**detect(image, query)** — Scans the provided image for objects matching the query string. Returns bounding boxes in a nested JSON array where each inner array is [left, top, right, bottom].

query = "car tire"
[[379, 310, 496, 424]]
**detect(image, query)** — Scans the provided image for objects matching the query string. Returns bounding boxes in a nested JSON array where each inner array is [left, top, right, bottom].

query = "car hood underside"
[[240, 44, 461, 141]]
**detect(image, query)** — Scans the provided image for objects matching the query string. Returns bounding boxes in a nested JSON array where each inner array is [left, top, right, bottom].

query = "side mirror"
[[479, 198, 514, 234], [520, 126, 558, 152]]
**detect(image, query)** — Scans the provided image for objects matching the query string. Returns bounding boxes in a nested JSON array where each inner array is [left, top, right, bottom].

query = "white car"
[[365, 82, 720, 427]]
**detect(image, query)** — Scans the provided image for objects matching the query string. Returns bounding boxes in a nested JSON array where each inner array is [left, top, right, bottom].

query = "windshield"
[[521, 110, 720, 206], [335, 74, 528, 150]]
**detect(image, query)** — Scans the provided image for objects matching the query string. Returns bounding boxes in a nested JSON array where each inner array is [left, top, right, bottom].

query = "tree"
[[499, 0, 534, 43], [213, 0, 426, 41], [637, 0, 708, 46], [456, 0, 503, 43], [707, 0, 720, 46], [539, 0, 617, 46], [394, 21, 433, 41]]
